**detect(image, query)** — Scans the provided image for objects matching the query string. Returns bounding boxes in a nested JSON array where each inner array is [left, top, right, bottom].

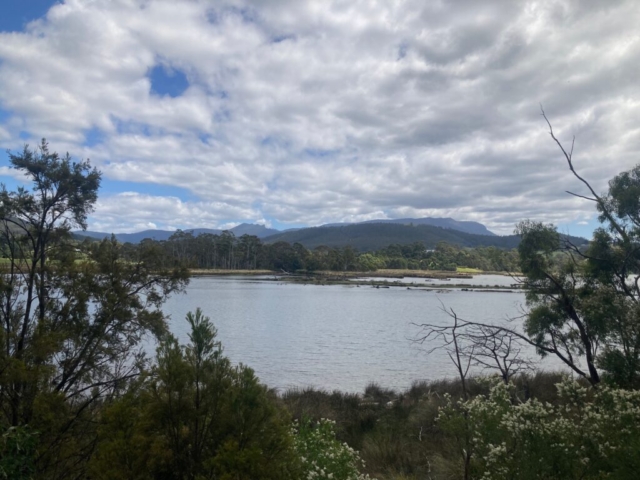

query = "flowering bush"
[[293, 419, 375, 480], [438, 377, 640, 479]]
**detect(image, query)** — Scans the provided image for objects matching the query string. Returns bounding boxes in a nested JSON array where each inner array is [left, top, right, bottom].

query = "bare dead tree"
[[414, 305, 474, 400], [414, 302, 533, 386], [413, 304, 474, 479], [464, 323, 535, 384], [415, 306, 595, 382]]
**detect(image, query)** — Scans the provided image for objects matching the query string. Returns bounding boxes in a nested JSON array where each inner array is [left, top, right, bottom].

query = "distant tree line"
[[111, 231, 520, 273]]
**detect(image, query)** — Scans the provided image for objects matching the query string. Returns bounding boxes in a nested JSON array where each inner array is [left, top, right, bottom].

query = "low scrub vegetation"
[[285, 373, 640, 479]]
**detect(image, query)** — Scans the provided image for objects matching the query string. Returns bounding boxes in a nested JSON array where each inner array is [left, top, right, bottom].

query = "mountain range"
[[75, 217, 588, 251], [78, 217, 495, 242], [79, 223, 280, 243], [323, 217, 496, 236]]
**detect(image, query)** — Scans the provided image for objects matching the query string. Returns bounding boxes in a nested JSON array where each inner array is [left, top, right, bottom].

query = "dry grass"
[[316, 269, 473, 279], [189, 269, 275, 276]]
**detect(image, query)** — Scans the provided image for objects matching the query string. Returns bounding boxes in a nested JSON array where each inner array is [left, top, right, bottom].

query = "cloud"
[[0, 0, 639, 234], [90, 192, 260, 233], [0, 166, 31, 183]]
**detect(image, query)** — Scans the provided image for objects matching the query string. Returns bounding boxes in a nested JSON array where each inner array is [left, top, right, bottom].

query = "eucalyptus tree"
[[0, 140, 188, 478], [417, 114, 640, 388], [516, 112, 640, 386]]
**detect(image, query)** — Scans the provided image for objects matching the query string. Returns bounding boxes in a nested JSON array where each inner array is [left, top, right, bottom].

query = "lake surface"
[[162, 275, 555, 393]]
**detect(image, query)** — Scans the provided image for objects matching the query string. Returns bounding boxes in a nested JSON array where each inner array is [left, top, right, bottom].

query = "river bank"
[[188, 268, 518, 277], [190, 269, 523, 291]]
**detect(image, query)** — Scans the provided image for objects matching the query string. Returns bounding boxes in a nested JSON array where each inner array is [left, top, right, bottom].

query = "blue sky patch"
[[0, 145, 196, 203], [0, 149, 11, 167], [84, 127, 104, 147], [112, 117, 153, 136], [557, 217, 600, 240], [0, 0, 58, 32], [149, 65, 189, 98], [0, 109, 11, 123]]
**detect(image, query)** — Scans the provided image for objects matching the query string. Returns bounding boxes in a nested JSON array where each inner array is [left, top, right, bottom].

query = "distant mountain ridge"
[[78, 217, 573, 250], [261, 223, 589, 252], [78, 223, 280, 243], [322, 217, 496, 236], [263, 223, 512, 251]]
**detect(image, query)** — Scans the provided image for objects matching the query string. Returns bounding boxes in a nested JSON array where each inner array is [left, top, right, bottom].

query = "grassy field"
[[455, 266, 483, 273]]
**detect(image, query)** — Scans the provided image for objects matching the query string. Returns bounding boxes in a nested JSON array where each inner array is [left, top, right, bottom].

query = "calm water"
[[162, 276, 550, 393]]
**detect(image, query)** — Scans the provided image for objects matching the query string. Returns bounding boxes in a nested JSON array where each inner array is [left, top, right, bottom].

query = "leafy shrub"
[[91, 309, 296, 479], [293, 418, 374, 480], [0, 425, 37, 480], [438, 377, 640, 479]]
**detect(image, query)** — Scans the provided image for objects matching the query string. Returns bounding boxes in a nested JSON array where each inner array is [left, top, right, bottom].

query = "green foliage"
[[282, 373, 571, 479], [0, 141, 188, 479], [91, 309, 297, 480], [294, 418, 374, 480], [142, 231, 521, 273], [439, 377, 640, 479], [356, 253, 386, 272], [0, 425, 37, 480], [600, 164, 640, 227], [516, 161, 640, 387], [1, 139, 101, 231], [516, 220, 560, 281]]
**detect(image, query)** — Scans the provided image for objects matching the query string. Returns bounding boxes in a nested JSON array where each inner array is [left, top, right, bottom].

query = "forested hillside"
[[118, 230, 522, 272], [261, 222, 587, 251], [324, 216, 497, 236]]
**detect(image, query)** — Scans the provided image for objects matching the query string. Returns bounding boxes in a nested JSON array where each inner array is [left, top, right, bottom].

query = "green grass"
[[456, 266, 483, 273]]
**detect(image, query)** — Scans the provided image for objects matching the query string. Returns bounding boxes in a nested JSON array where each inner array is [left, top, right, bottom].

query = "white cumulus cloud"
[[0, 0, 639, 233]]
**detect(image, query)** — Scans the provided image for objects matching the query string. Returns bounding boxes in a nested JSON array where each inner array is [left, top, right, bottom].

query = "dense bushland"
[[118, 233, 521, 273]]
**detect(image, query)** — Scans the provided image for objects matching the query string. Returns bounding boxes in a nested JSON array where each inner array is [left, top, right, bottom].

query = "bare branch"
[[565, 191, 598, 202]]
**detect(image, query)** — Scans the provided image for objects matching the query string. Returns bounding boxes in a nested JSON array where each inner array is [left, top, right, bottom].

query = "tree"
[[417, 112, 640, 388], [0, 141, 188, 478], [91, 309, 297, 479], [517, 110, 640, 387]]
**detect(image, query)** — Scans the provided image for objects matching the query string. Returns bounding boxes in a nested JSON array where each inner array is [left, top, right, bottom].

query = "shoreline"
[[188, 268, 520, 278], [187, 268, 524, 291]]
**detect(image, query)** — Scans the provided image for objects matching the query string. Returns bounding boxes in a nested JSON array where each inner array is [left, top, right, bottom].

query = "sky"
[[0, 1, 638, 237]]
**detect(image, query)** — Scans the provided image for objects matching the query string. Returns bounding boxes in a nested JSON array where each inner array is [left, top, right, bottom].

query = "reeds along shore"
[[279, 371, 571, 480]]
